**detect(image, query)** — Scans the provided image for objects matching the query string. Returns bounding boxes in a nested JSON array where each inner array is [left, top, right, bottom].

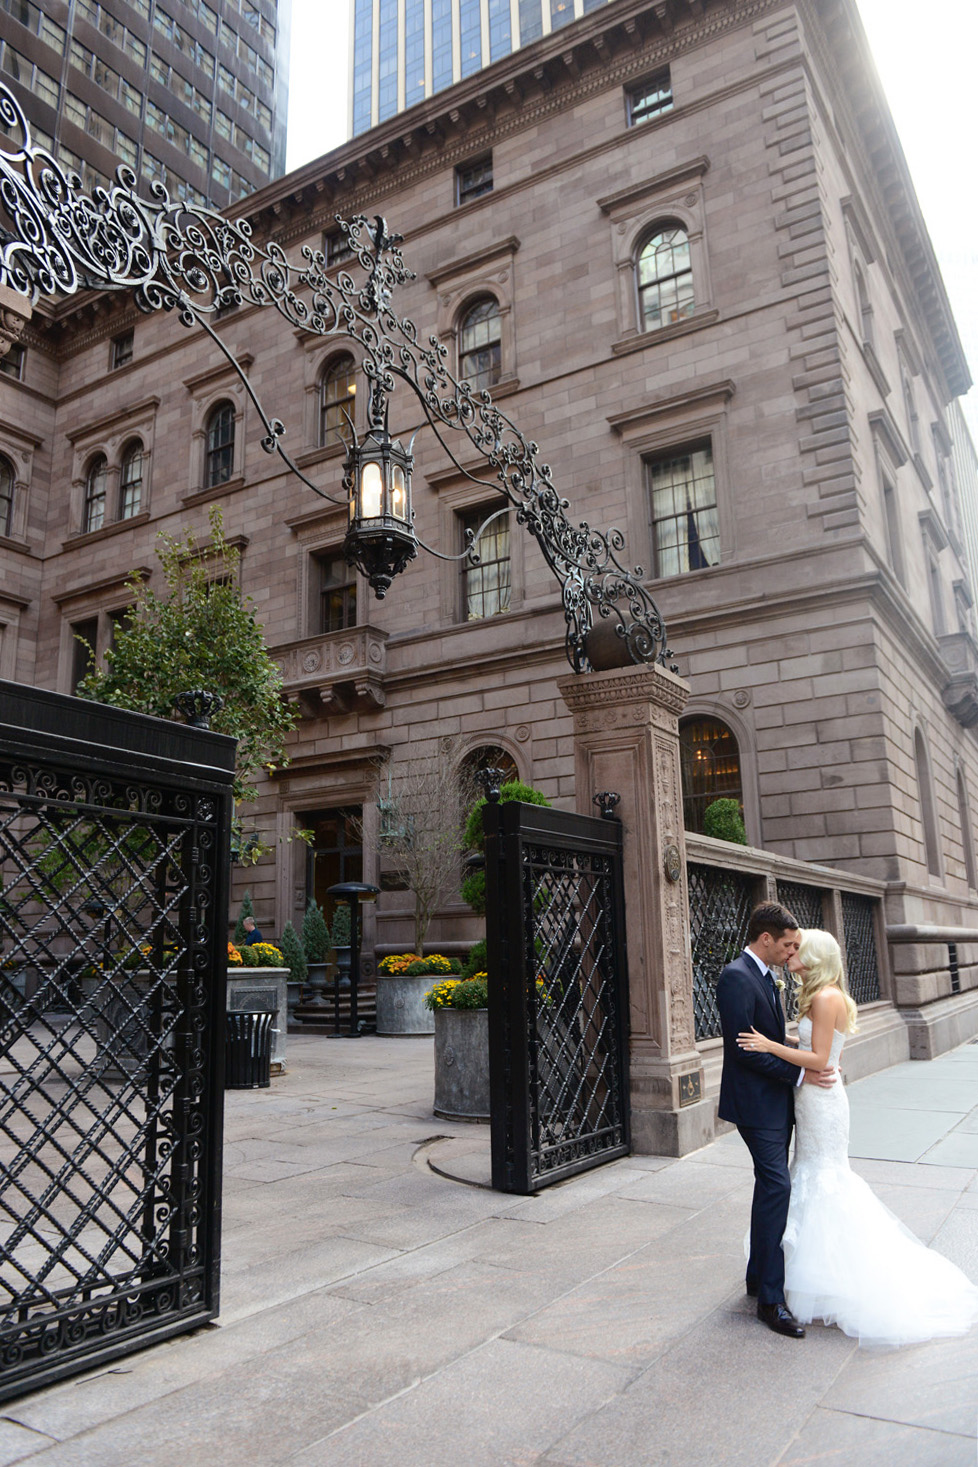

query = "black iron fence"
[[687, 842, 884, 1042], [0, 683, 234, 1402], [484, 798, 630, 1194]]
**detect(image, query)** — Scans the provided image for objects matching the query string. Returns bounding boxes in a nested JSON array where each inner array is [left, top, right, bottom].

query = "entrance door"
[[303, 807, 362, 923]]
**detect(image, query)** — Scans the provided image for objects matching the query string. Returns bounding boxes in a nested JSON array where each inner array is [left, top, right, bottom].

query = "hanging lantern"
[[342, 422, 417, 597]]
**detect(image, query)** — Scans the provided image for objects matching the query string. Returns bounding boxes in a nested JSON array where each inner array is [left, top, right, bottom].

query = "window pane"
[[462, 507, 510, 620], [648, 445, 719, 577], [205, 402, 235, 485], [0, 456, 14, 536], [460, 298, 501, 389], [679, 717, 743, 834], [84, 457, 107, 532], [320, 355, 356, 447], [638, 228, 694, 330]]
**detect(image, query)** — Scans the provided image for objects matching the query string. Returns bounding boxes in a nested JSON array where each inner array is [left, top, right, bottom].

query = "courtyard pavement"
[[1, 1033, 976, 1467]]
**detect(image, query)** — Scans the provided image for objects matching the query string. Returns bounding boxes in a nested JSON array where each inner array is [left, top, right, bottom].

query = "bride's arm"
[[737, 992, 839, 1070]]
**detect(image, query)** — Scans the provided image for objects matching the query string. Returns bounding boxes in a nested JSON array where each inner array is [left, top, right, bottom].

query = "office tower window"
[[378, 0, 398, 122], [404, 0, 425, 107], [459, 0, 481, 78], [431, 0, 453, 91], [489, 0, 512, 62], [352, 0, 373, 133], [518, 0, 543, 44]]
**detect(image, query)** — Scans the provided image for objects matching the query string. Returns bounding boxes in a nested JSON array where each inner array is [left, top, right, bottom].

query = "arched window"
[[854, 261, 874, 348], [84, 454, 107, 533], [461, 744, 519, 791], [459, 297, 501, 389], [637, 226, 694, 332], [205, 401, 235, 487], [913, 728, 942, 878], [679, 716, 743, 834], [956, 768, 977, 889], [0, 455, 14, 537], [319, 354, 356, 448], [119, 440, 143, 519]]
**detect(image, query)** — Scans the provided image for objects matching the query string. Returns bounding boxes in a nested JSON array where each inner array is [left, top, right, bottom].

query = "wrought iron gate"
[[0, 682, 234, 1401], [484, 796, 630, 1194]]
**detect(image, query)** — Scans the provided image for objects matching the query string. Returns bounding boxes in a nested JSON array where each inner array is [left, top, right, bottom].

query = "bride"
[[738, 928, 978, 1347]]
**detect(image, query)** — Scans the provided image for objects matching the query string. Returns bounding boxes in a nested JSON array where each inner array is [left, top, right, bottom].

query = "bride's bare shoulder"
[[810, 987, 847, 1022]]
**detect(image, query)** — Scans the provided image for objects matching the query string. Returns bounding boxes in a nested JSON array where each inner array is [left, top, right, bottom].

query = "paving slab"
[[778, 1405, 975, 1467], [821, 1323, 978, 1438], [919, 1131, 978, 1168], [846, 1104, 963, 1161]]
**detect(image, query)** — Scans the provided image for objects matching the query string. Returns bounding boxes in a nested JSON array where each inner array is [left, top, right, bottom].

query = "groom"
[[716, 901, 835, 1339]]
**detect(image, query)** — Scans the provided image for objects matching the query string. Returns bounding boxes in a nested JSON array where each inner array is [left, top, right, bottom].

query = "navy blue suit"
[[716, 951, 798, 1306]]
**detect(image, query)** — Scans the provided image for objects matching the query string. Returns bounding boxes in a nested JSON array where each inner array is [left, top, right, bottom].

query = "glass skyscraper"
[[351, 0, 610, 135]]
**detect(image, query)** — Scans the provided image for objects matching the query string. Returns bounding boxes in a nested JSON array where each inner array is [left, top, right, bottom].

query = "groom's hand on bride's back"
[[803, 1067, 837, 1088]]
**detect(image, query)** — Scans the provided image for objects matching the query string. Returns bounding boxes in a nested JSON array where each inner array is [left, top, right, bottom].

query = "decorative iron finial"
[[174, 690, 224, 729], [593, 791, 622, 821], [477, 767, 505, 803]]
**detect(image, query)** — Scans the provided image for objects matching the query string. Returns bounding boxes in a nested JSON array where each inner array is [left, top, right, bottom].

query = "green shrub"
[[461, 781, 551, 915], [302, 899, 331, 962], [329, 902, 352, 947], [703, 798, 748, 845], [461, 938, 488, 981], [278, 921, 307, 984], [233, 890, 254, 945]]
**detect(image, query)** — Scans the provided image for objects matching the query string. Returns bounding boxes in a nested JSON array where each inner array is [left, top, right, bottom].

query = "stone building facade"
[[3, 0, 978, 1065]]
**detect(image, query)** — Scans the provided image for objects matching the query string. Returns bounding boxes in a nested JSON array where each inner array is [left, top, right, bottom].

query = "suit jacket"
[[716, 951, 798, 1129]]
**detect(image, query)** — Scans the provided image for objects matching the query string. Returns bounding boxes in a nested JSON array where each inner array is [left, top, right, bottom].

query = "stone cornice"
[[426, 236, 521, 289], [52, 565, 153, 606], [607, 378, 735, 435], [558, 662, 691, 716], [867, 408, 909, 469], [66, 396, 161, 444], [597, 156, 710, 216]]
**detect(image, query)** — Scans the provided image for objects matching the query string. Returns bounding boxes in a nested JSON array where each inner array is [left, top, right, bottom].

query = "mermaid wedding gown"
[[781, 1018, 978, 1346]]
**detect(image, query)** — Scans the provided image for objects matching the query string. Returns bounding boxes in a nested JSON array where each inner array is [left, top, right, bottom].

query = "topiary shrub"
[[278, 920, 307, 985], [233, 889, 255, 944], [329, 902, 352, 947], [302, 899, 331, 963], [702, 798, 748, 845], [461, 781, 551, 914]]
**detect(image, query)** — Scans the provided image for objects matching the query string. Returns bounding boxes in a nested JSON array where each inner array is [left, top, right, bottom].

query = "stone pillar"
[[557, 662, 715, 1156]]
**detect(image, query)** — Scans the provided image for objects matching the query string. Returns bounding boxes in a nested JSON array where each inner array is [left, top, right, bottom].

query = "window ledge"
[[0, 534, 34, 557], [611, 310, 719, 357], [294, 443, 347, 470], [62, 511, 151, 550], [860, 340, 890, 398], [182, 475, 247, 508], [467, 374, 520, 401]]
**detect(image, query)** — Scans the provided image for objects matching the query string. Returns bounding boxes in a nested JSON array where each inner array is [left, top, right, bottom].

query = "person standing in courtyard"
[[716, 901, 836, 1339]]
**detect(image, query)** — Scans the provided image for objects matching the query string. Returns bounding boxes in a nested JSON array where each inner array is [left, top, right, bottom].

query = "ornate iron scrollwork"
[[0, 83, 672, 674]]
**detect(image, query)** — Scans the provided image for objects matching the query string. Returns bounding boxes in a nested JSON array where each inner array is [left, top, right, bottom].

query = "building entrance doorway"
[[303, 806, 363, 922]]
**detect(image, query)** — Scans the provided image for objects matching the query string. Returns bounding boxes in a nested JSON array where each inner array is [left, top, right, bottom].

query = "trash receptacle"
[[225, 1010, 273, 1089]]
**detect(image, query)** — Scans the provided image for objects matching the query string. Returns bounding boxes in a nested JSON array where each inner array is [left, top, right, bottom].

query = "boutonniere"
[[774, 977, 786, 993]]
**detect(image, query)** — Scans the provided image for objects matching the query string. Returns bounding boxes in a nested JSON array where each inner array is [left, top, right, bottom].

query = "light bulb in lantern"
[[361, 461, 383, 518]]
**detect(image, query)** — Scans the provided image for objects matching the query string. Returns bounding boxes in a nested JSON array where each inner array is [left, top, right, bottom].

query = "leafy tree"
[[301, 899, 331, 962], [234, 890, 255, 944], [77, 507, 298, 854]]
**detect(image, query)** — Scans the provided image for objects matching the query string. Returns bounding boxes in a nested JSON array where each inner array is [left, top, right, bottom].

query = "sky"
[[285, 0, 978, 435]]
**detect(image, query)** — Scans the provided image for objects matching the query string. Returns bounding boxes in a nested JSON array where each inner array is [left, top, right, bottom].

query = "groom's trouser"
[[737, 1121, 792, 1306]]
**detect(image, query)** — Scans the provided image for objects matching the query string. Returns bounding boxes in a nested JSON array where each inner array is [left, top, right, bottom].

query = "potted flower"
[[376, 952, 462, 1036], [425, 973, 489, 1122]]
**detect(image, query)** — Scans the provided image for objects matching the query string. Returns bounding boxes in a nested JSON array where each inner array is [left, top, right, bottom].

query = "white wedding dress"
[[781, 1018, 978, 1346]]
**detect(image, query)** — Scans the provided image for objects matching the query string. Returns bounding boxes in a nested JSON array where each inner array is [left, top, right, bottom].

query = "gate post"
[[557, 663, 714, 1156]]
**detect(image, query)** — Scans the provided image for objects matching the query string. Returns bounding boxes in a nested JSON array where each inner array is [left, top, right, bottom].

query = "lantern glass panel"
[[391, 463, 407, 520], [361, 461, 383, 518]]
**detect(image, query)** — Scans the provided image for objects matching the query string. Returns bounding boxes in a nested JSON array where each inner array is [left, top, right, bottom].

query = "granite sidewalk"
[[1, 1034, 976, 1467]]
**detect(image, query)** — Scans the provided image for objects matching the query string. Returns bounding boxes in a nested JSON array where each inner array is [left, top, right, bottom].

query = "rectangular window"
[[188, 135, 208, 167], [71, 618, 99, 693], [111, 330, 134, 369], [211, 155, 232, 189], [0, 342, 25, 380], [627, 70, 673, 127], [316, 554, 357, 633], [218, 63, 235, 95], [215, 109, 232, 141], [461, 507, 511, 620], [456, 154, 493, 206], [488, 0, 512, 61], [881, 476, 905, 587], [518, 0, 542, 44], [926, 547, 945, 635], [116, 129, 137, 167], [647, 444, 720, 578], [119, 77, 141, 115], [325, 228, 354, 267], [459, 0, 481, 77]]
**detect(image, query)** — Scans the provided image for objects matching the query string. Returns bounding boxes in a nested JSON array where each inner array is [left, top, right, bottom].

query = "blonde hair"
[[794, 929, 858, 1033]]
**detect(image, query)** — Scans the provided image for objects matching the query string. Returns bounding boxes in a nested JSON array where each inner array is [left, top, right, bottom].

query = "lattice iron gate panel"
[[484, 798, 630, 1194], [0, 685, 233, 1402], [687, 864, 757, 1040], [775, 881, 826, 1021], [841, 892, 881, 1005]]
